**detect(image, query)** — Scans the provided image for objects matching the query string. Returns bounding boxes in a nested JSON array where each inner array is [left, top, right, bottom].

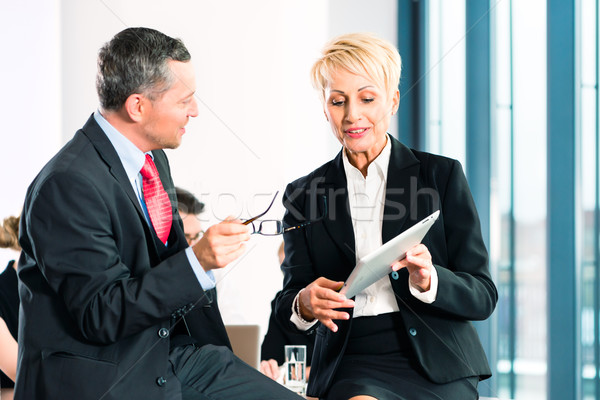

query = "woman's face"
[[323, 68, 399, 162]]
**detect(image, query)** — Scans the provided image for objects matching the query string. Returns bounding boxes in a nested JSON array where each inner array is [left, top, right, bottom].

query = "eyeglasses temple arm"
[[242, 190, 280, 225], [282, 196, 328, 233]]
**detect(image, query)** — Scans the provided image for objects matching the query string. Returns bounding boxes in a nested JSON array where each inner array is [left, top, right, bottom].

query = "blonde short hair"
[[310, 32, 402, 102]]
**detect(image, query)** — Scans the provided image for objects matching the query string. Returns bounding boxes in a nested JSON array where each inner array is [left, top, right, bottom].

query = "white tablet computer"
[[339, 210, 440, 299]]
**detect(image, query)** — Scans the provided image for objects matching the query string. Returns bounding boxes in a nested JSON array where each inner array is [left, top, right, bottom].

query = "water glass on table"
[[284, 345, 307, 395]]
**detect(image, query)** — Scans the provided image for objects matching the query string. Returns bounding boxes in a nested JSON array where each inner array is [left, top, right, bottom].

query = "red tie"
[[140, 154, 172, 244]]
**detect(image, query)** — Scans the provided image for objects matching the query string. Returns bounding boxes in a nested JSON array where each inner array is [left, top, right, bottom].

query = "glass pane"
[[581, 0, 598, 87], [512, 0, 547, 398], [491, 107, 514, 400], [581, 89, 598, 399], [428, 0, 442, 153], [427, 0, 466, 166], [492, 0, 548, 399], [579, 1, 598, 399], [491, 0, 515, 398]]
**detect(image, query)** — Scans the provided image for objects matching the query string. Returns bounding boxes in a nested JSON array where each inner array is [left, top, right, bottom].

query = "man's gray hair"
[[96, 27, 191, 111]]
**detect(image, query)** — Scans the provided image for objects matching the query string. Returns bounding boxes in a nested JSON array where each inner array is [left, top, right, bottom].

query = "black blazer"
[[275, 137, 498, 398], [16, 115, 229, 400]]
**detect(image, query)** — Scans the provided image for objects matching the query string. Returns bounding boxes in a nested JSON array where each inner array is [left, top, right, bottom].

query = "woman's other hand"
[[299, 278, 355, 332]]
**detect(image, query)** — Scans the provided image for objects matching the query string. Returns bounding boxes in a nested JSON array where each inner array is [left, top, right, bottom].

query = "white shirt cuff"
[[290, 291, 319, 331], [409, 265, 438, 304], [185, 247, 216, 290]]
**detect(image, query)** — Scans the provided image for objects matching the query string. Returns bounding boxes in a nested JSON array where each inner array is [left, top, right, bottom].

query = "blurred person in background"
[[175, 186, 205, 246], [260, 242, 314, 382], [0, 215, 20, 400]]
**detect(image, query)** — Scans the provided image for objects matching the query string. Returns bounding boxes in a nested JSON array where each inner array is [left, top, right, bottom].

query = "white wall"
[[0, 0, 62, 269], [0, 0, 398, 337]]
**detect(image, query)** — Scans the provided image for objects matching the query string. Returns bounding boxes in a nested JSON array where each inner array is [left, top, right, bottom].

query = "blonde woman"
[[275, 33, 497, 400]]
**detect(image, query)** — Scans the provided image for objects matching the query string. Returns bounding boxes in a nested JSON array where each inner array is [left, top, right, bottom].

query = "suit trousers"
[[167, 344, 303, 400]]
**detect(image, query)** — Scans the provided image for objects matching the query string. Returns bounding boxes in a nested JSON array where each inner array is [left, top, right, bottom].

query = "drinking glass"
[[284, 345, 307, 395]]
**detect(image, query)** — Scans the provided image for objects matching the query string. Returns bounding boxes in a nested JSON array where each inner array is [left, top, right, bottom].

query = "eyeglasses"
[[242, 192, 327, 236]]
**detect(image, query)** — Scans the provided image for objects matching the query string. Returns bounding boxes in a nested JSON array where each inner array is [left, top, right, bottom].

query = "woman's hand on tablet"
[[393, 244, 433, 292]]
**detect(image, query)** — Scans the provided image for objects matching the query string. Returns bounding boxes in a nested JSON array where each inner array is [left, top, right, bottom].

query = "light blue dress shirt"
[[93, 111, 215, 290]]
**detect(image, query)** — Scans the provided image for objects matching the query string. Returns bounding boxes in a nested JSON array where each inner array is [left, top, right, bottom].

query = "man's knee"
[[196, 344, 236, 366]]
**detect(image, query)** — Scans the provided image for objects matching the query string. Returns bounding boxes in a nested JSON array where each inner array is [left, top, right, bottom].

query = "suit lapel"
[[81, 116, 146, 218], [320, 139, 422, 263], [381, 137, 421, 244], [80, 115, 162, 259], [321, 151, 356, 265]]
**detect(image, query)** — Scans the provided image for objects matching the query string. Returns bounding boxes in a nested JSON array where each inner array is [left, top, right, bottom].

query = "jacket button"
[[391, 271, 399, 280], [409, 328, 417, 336], [156, 376, 167, 387], [158, 328, 169, 338]]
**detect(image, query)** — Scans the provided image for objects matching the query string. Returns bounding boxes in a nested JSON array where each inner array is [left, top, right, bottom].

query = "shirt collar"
[[94, 110, 152, 182], [342, 133, 392, 181]]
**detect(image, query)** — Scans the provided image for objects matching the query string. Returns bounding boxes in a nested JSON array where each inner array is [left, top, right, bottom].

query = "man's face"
[[180, 211, 203, 246], [141, 60, 198, 150]]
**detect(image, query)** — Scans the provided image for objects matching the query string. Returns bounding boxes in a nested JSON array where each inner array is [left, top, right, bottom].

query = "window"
[[491, 1, 548, 399], [427, 0, 466, 165], [579, 1, 599, 398]]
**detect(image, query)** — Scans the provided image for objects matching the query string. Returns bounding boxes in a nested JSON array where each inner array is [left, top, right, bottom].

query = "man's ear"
[[123, 93, 145, 122]]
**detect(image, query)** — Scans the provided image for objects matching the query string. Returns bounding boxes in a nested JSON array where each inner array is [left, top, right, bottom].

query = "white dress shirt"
[[291, 135, 438, 329]]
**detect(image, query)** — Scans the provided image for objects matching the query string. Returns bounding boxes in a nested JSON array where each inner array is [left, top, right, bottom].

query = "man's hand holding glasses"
[[243, 191, 327, 236], [191, 191, 325, 272], [192, 217, 251, 272], [190, 191, 280, 272]]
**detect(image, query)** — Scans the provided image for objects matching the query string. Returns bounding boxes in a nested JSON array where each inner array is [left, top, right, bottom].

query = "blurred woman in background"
[[0, 215, 20, 400]]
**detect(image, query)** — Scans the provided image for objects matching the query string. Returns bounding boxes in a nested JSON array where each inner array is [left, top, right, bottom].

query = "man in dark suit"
[[16, 27, 300, 400]]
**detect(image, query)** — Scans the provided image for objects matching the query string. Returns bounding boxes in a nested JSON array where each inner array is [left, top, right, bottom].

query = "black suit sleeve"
[[23, 171, 201, 344], [425, 159, 497, 320], [274, 182, 320, 334]]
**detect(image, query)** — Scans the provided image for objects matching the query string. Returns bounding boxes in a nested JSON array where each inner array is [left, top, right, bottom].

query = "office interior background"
[[0, 0, 596, 399]]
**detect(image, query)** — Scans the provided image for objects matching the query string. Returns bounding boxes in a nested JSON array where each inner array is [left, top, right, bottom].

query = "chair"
[[225, 324, 261, 369]]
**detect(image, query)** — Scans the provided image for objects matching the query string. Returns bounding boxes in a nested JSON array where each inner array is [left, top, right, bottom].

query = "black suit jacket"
[[275, 137, 498, 398], [16, 115, 229, 400]]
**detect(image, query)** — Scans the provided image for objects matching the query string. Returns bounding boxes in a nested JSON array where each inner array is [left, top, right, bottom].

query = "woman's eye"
[[331, 99, 345, 106], [362, 98, 375, 103]]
